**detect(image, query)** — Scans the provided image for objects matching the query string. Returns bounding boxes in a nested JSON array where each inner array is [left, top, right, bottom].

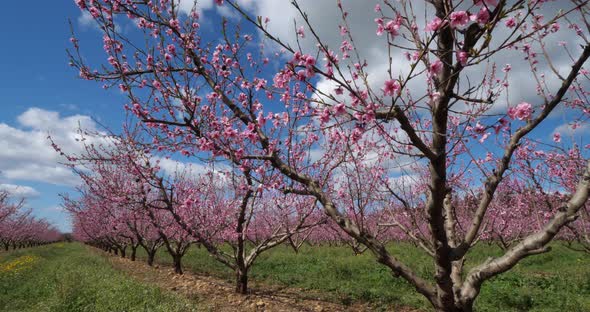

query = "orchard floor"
[[105, 250, 376, 312], [133, 242, 590, 312], [0, 243, 198, 311], [1, 243, 590, 312]]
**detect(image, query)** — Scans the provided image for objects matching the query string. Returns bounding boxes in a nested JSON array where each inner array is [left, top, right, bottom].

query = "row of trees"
[[0, 191, 62, 250], [61, 130, 590, 291], [69, 0, 590, 311], [61, 132, 324, 293]]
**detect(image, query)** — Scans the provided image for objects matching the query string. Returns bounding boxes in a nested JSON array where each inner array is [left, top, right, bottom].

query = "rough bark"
[[147, 250, 156, 266], [235, 268, 249, 294], [173, 255, 183, 275], [130, 245, 137, 261]]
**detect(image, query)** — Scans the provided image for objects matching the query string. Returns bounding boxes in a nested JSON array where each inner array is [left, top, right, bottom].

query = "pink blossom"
[[474, 122, 485, 134], [319, 108, 331, 123], [339, 26, 348, 36], [254, 79, 267, 91], [449, 11, 469, 29], [89, 6, 100, 18], [382, 79, 400, 96], [473, 7, 490, 25], [385, 20, 401, 37], [426, 17, 443, 32], [479, 132, 490, 143], [351, 128, 363, 143], [75, 0, 86, 9], [505, 17, 516, 28], [457, 51, 468, 66], [169, 19, 180, 29], [256, 112, 266, 126], [508, 102, 533, 120], [166, 44, 176, 55], [334, 103, 346, 115], [553, 132, 561, 143], [296, 69, 306, 81], [375, 18, 384, 36], [429, 60, 443, 75], [297, 26, 305, 38]]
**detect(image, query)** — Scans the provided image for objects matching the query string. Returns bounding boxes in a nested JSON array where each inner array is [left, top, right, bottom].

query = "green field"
[[139, 242, 590, 312], [0, 243, 589, 311], [0, 243, 198, 312]]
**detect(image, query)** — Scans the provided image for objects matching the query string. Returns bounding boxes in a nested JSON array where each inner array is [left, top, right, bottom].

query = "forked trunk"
[[432, 290, 474, 312], [434, 304, 473, 312]]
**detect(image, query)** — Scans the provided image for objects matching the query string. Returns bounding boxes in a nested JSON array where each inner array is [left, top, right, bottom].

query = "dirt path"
[[97, 249, 383, 311]]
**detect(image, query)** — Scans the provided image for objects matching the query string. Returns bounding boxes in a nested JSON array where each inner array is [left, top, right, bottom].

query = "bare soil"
[[96, 249, 390, 311]]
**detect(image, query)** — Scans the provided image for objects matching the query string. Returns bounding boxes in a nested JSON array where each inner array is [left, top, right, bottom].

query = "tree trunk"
[[130, 246, 137, 261], [173, 255, 183, 274], [120, 247, 126, 258], [147, 250, 156, 266], [235, 268, 249, 294], [434, 305, 473, 312], [433, 297, 474, 312]]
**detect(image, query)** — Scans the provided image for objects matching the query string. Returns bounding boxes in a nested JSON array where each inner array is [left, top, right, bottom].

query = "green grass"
[[138, 242, 590, 311], [0, 243, 199, 312], [4, 242, 585, 311]]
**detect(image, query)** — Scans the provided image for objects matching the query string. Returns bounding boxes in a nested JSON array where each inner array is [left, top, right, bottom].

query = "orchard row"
[[0, 191, 62, 250], [64, 1, 590, 311]]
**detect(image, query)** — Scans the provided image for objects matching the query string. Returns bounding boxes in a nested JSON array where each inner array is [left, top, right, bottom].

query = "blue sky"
[[0, 1, 128, 232], [0, 0, 230, 232]]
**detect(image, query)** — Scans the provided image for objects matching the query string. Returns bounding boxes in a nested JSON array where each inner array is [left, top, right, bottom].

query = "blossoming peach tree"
[[58, 129, 323, 292], [0, 190, 61, 249], [60, 134, 195, 272], [70, 0, 590, 310]]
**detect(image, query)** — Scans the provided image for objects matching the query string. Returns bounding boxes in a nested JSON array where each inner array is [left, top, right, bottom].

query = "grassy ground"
[[0, 243, 198, 312], [138, 242, 590, 312]]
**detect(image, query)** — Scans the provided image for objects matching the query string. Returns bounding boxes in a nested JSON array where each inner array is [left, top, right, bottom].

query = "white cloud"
[[236, 1, 581, 118], [156, 156, 208, 177], [177, 0, 214, 14], [77, 11, 95, 28], [59, 104, 79, 111], [0, 107, 98, 186], [154, 155, 231, 179], [553, 122, 589, 135], [552, 122, 590, 144], [0, 184, 40, 198]]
